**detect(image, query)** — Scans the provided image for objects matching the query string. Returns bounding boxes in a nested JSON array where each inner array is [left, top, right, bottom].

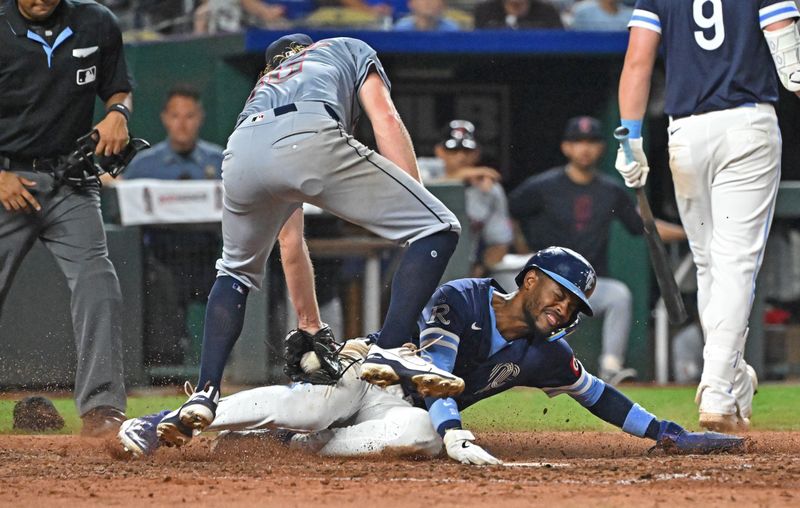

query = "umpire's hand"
[[94, 111, 129, 157], [0, 170, 41, 213]]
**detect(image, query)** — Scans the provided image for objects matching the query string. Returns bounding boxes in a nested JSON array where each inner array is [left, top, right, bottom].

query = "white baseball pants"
[[207, 364, 442, 457], [668, 103, 781, 416]]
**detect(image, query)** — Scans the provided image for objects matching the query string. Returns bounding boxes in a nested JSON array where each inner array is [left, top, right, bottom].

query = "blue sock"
[[196, 276, 249, 390], [377, 231, 458, 349]]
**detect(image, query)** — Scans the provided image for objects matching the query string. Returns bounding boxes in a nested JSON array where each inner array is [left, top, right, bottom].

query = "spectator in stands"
[[568, 0, 632, 31], [195, 0, 317, 33], [394, 0, 460, 30], [508, 116, 685, 385], [125, 85, 224, 367], [421, 120, 513, 275], [474, 0, 563, 29], [337, 0, 409, 21]]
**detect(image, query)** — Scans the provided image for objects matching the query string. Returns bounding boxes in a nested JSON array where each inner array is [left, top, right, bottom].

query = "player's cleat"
[[360, 343, 465, 398], [653, 421, 746, 455], [156, 409, 195, 448], [118, 410, 170, 458], [177, 381, 220, 431], [697, 365, 758, 433]]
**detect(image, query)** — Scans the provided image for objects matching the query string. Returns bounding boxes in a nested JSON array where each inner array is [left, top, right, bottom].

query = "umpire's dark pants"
[[0, 171, 126, 415]]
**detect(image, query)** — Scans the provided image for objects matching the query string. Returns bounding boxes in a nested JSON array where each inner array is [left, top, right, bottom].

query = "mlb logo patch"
[[76, 66, 96, 85]]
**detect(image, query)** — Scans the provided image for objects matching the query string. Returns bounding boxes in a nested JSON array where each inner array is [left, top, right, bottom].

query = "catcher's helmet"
[[515, 246, 596, 317]]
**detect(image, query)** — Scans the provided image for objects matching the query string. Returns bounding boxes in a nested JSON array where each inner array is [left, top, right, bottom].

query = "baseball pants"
[[668, 103, 781, 416], [208, 364, 442, 457], [0, 172, 126, 415], [217, 102, 460, 290], [589, 277, 633, 376]]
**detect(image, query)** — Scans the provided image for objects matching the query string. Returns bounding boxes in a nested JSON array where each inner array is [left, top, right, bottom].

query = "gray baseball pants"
[[217, 102, 461, 289], [0, 171, 126, 415]]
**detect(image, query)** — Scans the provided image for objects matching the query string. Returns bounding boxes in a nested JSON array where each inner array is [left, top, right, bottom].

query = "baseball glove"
[[13, 396, 65, 432], [283, 325, 345, 385], [652, 421, 747, 455]]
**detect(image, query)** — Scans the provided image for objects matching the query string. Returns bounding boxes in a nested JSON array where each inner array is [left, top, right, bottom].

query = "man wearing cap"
[[509, 116, 685, 385], [156, 33, 463, 444], [422, 120, 513, 275], [121, 246, 745, 463]]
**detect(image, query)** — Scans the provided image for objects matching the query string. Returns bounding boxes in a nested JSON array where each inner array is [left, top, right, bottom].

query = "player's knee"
[[388, 408, 442, 456], [606, 279, 632, 308], [73, 257, 121, 300]]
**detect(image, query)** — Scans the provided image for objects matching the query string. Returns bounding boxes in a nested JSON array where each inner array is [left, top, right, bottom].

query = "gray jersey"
[[238, 37, 391, 133]]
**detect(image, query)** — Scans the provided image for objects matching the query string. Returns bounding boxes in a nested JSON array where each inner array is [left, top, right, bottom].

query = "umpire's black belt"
[[0, 155, 61, 174], [242, 101, 340, 127]]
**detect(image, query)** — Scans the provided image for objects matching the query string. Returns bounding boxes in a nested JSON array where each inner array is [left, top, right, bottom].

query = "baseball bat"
[[614, 126, 688, 325]]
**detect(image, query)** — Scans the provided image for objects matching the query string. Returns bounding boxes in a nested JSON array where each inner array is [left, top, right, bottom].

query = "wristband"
[[106, 103, 130, 122], [620, 119, 642, 139]]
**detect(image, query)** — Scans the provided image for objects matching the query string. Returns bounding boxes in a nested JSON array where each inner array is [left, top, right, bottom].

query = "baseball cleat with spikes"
[[360, 343, 465, 398], [118, 410, 170, 458], [156, 409, 196, 448]]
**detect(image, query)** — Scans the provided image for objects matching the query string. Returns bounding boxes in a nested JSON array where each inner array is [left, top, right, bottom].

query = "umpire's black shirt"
[[0, 0, 132, 159]]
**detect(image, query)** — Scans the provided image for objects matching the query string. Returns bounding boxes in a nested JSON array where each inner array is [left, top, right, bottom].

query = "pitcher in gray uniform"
[[157, 34, 464, 445]]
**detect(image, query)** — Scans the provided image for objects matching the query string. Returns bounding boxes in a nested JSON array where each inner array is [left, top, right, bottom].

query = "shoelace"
[[399, 337, 443, 364], [183, 380, 214, 398]]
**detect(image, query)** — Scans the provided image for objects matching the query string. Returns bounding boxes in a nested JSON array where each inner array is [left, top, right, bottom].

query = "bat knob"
[[614, 126, 630, 140]]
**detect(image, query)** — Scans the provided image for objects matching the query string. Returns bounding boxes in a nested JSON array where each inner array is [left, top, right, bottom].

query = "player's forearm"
[[278, 210, 323, 333], [373, 116, 422, 182], [619, 28, 659, 125], [654, 219, 687, 243], [587, 384, 661, 440]]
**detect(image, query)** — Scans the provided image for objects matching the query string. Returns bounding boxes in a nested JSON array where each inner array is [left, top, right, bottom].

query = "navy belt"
[[273, 102, 340, 122]]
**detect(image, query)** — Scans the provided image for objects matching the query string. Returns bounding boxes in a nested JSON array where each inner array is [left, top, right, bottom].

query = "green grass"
[[2, 384, 798, 434]]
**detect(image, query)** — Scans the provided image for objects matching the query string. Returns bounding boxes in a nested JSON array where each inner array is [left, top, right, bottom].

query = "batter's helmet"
[[515, 246, 596, 317]]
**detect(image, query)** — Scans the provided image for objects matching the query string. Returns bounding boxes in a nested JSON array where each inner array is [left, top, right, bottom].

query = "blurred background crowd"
[[99, 0, 641, 38]]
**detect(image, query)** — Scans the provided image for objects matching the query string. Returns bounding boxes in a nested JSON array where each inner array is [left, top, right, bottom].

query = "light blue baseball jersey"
[[125, 139, 223, 180], [413, 278, 604, 434], [238, 37, 391, 133], [628, 0, 799, 117]]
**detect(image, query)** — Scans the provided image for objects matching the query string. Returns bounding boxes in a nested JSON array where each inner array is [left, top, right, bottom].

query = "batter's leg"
[[318, 406, 441, 457], [40, 185, 125, 416]]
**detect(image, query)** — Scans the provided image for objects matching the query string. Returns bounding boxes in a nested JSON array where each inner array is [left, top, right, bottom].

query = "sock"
[[377, 231, 458, 349], [196, 276, 249, 391]]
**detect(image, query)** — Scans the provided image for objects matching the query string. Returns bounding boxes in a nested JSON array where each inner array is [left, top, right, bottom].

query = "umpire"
[[0, 0, 133, 436]]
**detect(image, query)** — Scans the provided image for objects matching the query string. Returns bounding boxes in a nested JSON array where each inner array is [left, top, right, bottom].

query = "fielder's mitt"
[[283, 325, 345, 385], [652, 421, 746, 455], [13, 396, 65, 432]]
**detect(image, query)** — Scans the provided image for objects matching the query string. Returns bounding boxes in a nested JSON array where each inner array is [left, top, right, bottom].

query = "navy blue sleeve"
[[417, 283, 469, 372]]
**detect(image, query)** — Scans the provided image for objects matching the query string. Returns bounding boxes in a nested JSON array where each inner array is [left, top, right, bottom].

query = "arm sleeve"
[[97, 7, 133, 101], [759, 1, 800, 28], [586, 384, 659, 438], [613, 186, 645, 235], [628, 0, 662, 34], [417, 284, 469, 372], [348, 38, 391, 94], [424, 397, 462, 437], [508, 177, 543, 218]]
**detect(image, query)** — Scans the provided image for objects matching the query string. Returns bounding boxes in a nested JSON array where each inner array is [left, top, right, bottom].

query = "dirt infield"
[[1, 431, 798, 507]]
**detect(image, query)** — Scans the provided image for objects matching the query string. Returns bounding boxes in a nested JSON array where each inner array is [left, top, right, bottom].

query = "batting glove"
[[615, 137, 649, 188], [443, 429, 503, 465], [652, 421, 746, 455]]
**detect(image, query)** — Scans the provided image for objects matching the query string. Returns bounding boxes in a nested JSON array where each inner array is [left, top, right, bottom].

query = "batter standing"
[[617, 0, 800, 431], [159, 34, 462, 441]]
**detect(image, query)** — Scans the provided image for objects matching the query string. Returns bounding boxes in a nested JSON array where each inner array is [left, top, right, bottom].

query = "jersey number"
[[693, 0, 725, 51]]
